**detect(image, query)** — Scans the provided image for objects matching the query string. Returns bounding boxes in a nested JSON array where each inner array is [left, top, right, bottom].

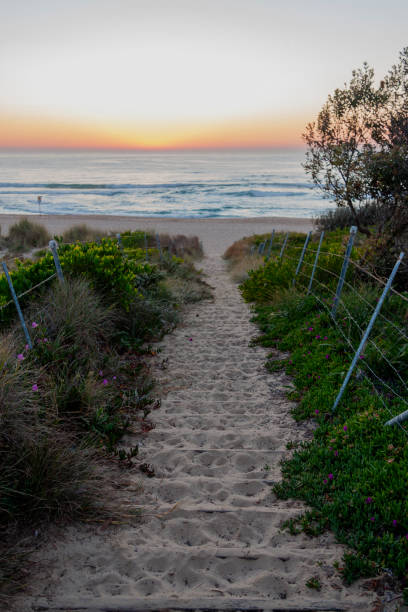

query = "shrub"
[[5, 219, 51, 252], [62, 224, 109, 243]]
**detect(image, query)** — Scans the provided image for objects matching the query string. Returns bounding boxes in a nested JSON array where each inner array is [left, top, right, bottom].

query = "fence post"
[[116, 233, 123, 253], [279, 233, 289, 260], [293, 231, 311, 286], [258, 241, 265, 255], [266, 230, 275, 261], [49, 240, 64, 283], [331, 226, 357, 319], [331, 251, 404, 413], [144, 232, 149, 262], [385, 408, 408, 427], [155, 233, 163, 262], [2, 262, 33, 349], [307, 231, 325, 294], [250, 245, 255, 255]]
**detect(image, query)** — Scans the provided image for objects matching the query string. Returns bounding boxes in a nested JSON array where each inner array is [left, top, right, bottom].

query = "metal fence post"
[[2, 262, 33, 349], [331, 226, 357, 319], [49, 240, 64, 283], [331, 251, 404, 413], [266, 230, 275, 261], [279, 233, 289, 260], [307, 231, 325, 294], [293, 231, 311, 286], [385, 408, 408, 427], [155, 233, 163, 262], [144, 232, 149, 262]]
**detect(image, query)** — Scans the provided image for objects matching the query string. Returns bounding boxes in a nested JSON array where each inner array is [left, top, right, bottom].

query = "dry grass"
[[159, 233, 203, 259], [62, 224, 110, 243], [4, 219, 51, 253], [224, 236, 263, 283]]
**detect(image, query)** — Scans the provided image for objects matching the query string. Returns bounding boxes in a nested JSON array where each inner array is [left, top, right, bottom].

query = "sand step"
[[33, 597, 354, 611], [143, 429, 287, 450]]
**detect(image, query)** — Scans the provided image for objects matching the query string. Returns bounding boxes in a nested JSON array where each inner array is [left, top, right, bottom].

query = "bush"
[[5, 219, 51, 253], [62, 224, 109, 243]]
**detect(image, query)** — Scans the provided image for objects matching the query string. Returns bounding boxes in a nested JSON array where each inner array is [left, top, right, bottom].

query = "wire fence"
[[254, 228, 408, 435], [0, 232, 175, 348]]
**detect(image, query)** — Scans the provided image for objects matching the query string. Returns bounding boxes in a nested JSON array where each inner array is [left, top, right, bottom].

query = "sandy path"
[[23, 256, 374, 612]]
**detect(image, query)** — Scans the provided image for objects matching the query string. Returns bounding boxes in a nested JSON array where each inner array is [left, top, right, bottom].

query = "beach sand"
[[17, 252, 376, 611], [0, 214, 314, 255]]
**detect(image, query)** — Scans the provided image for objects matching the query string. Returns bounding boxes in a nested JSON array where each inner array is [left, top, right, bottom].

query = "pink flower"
[[343, 426, 347, 431], [328, 473, 333, 480], [315, 409, 319, 415], [113, 376, 117, 380], [99, 370, 103, 376], [31, 322, 38, 328], [323, 336, 328, 340], [17, 353, 24, 361], [25, 344, 30, 350], [32, 384, 39, 392], [323, 479, 328, 484]]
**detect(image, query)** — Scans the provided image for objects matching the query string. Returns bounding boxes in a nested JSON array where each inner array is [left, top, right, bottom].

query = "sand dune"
[[0, 213, 313, 255]]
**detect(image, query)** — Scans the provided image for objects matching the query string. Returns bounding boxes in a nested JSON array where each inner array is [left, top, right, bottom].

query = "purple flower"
[[189, 338, 193, 341], [308, 327, 313, 331], [315, 335, 320, 339], [31, 322, 38, 328], [405, 534, 408, 540], [102, 379, 108, 386], [315, 409, 319, 415], [113, 376, 117, 380], [25, 344, 30, 350], [98, 370, 103, 376], [334, 450, 339, 457], [325, 354, 329, 359], [365, 497, 373, 504], [323, 479, 328, 484], [43, 338, 48, 343], [392, 520, 397, 527], [328, 473, 333, 480], [359, 354, 364, 359], [370, 517, 375, 522], [323, 336, 328, 340], [32, 384, 39, 392], [17, 353, 24, 361], [343, 426, 347, 432]]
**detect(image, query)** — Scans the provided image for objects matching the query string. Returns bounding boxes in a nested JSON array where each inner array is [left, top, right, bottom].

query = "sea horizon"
[[0, 149, 328, 219]]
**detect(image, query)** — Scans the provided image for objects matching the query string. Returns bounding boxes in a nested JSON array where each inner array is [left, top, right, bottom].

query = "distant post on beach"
[[37, 195, 42, 215]]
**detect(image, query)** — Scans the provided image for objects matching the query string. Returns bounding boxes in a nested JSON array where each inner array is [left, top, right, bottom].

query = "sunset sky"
[[1, 0, 408, 150]]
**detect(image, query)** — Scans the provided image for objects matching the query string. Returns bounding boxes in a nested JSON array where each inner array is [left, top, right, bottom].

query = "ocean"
[[0, 150, 328, 219]]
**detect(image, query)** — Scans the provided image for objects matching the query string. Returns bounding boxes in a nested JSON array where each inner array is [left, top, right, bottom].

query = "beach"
[[0, 214, 314, 255]]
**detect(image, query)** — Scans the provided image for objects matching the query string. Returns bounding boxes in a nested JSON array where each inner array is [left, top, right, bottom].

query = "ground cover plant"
[[225, 230, 408, 588], [0, 230, 210, 599]]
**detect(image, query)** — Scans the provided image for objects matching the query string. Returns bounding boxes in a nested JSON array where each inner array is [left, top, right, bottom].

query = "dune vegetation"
[[225, 228, 408, 591], [0, 223, 210, 598]]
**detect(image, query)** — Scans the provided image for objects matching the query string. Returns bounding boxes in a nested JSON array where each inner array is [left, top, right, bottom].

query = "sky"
[[1, 0, 408, 150]]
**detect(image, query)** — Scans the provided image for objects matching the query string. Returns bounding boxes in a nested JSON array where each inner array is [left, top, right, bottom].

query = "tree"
[[303, 64, 385, 236]]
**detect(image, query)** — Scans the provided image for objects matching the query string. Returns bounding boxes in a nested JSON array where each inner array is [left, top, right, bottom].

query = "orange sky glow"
[[0, 113, 307, 151]]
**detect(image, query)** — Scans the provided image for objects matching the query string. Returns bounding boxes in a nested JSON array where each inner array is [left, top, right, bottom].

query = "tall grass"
[[4, 219, 51, 253]]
